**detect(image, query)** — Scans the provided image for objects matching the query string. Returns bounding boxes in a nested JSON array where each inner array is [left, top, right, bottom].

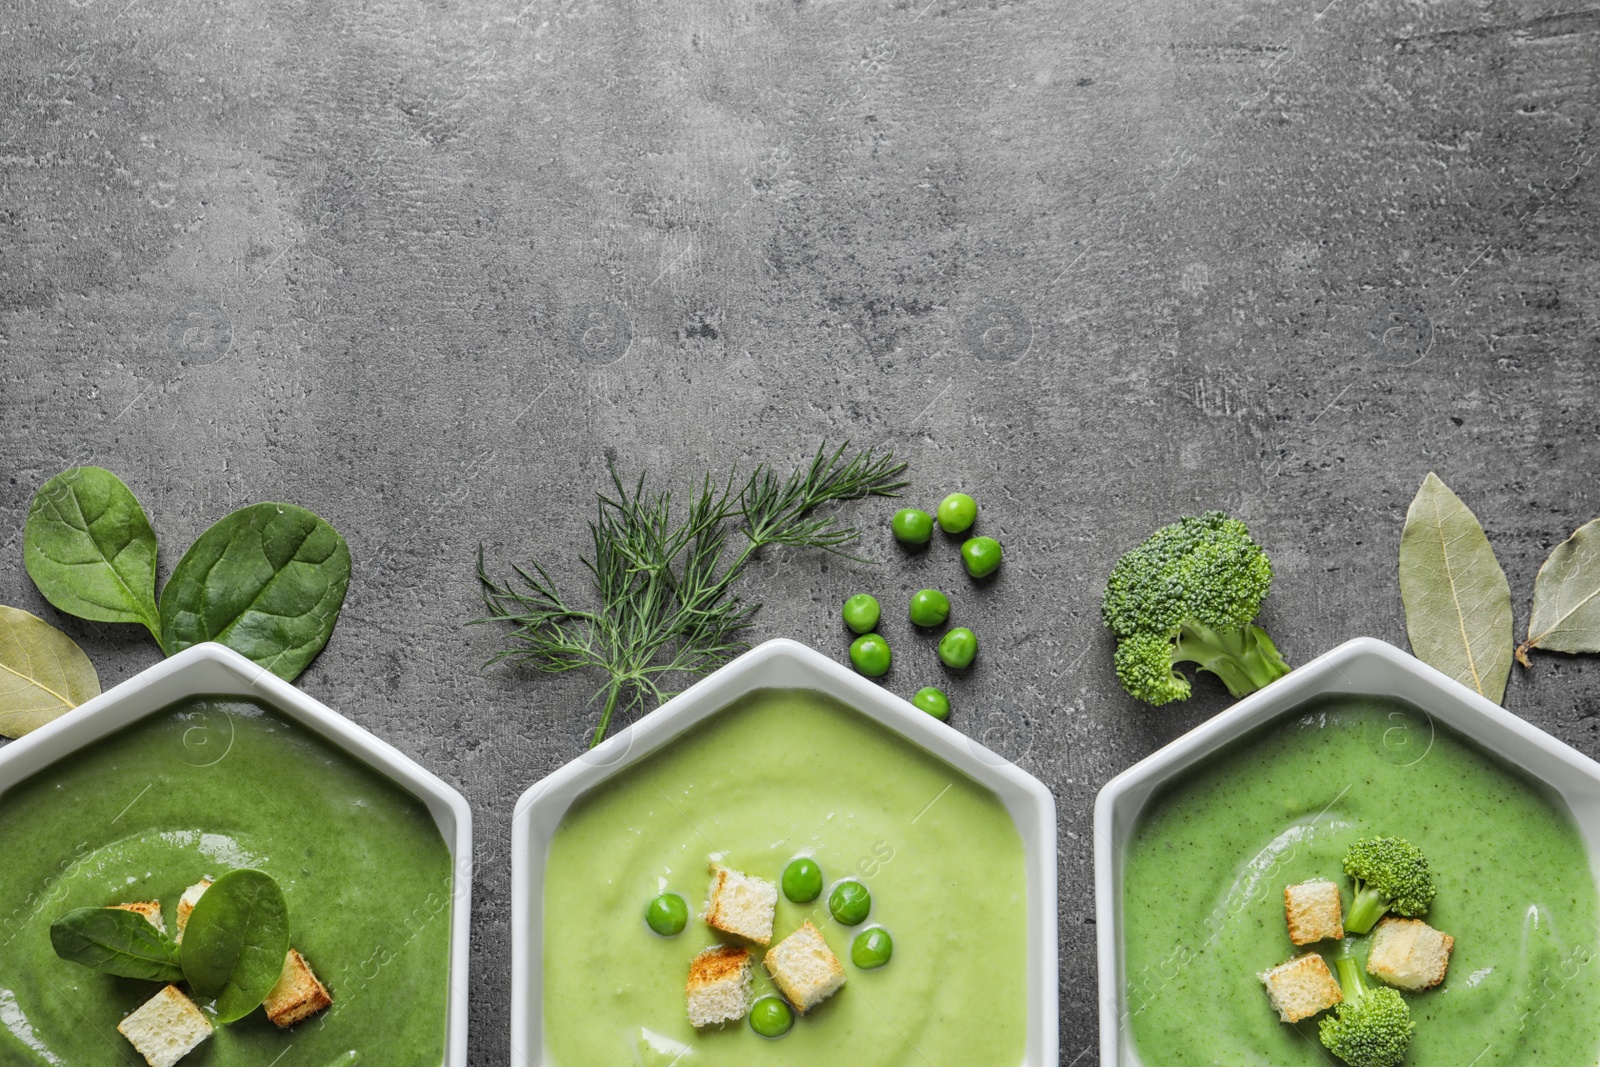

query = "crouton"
[[116, 985, 213, 1067], [264, 949, 333, 1027], [686, 944, 752, 1027], [1259, 953, 1343, 1023], [1284, 879, 1344, 945], [174, 880, 211, 943], [703, 863, 777, 945], [1367, 917, 1454, 991], [110, 901, 167, 935], [764, 921, 846, 1014]]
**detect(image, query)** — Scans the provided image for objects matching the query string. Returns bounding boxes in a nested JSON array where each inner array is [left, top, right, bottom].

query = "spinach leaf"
[[24, 467, 161, 643], [0, 605, 101, 739], [50, 906, 184, 982], [180, 869, 291, 1024], [1399, 472, 1513, 703], [159, 503, 350, 682]]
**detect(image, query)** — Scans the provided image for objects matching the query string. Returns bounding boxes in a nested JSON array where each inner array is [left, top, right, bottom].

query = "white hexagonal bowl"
[[1094, 635, 1600, 1067], [0, 641, 473, 1067], [509, 637, 1059, 1067]]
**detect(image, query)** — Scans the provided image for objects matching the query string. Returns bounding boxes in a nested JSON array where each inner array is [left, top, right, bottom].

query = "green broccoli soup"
[[1122, 695, 1600, 1067], [541, 688, 1029, 1065], [0, 696, 454, 1065]]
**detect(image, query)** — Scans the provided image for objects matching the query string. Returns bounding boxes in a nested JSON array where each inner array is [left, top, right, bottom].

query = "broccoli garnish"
[[1342, 837, 1436, 935], [1100, 512, 1290, 706], [1319, 955, 1415, 1067]]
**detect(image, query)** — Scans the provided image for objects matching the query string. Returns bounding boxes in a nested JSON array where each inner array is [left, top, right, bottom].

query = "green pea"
[[841, 593, 881, 635], [938, 627, 977, 669], [749, 995, 794, 1038], [849, 633, 892, 677], [912, 686, 950, 721], [937, 493, 977, 534], [891, 507, 935, 546], [829, 879, 872, 925], [782, 857, 823, 903], [644, 892, 688, 936], [961, 536, 1003, 578], [851, 926, 894, 969], [908, 588, 951, 628]]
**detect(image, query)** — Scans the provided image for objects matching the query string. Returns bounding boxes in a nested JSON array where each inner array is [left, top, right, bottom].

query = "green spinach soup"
[[1123, 695, 1600, 1067], [0, 696, 453, 1065], [542, 688, 1028, 1065]]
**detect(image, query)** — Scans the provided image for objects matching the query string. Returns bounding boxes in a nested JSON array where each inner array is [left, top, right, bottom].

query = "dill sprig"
[[475, 442, 908, 747]]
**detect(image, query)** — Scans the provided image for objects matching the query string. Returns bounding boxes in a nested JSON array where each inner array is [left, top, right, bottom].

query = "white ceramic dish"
[[1094, 635, 1600, 1067], [509, 637, 1059, 1066], [0, 642, 473, 1067]]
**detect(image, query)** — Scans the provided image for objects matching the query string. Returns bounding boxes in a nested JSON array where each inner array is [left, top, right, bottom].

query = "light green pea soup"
[[541, 688, 1029, 1065], [0, 696, 454, 1065], [1122, 695, 1600, 1067]]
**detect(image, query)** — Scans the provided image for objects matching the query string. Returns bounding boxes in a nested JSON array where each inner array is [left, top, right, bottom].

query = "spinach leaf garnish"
[[180, 869, 291, 1024], [50, 907, 185, 982]]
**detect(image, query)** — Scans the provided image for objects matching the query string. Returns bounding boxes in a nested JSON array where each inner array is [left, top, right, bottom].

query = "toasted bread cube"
[[703, 863, 777, 945], [174, 880, 211, 943], [264, 949, 333, 1027], [1368, 917, 1454, 991], [116, 984, 213, 1067], [110, 901, 167, 935], [764, 921, 846, 1014], [1259, 953, 1343, 1023], [1284, 879, 1344, 945], [686, 945, 752, 1027]]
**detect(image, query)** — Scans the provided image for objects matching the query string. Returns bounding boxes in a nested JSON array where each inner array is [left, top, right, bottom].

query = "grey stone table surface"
[[3, 0, 1597, 1062]]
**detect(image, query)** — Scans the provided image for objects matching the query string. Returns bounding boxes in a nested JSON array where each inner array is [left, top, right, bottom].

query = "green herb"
[[159, 503, 351, 682], [0, 605, 101, 738], [181, 869, 291, 1024], [1398, 473, 1512, 703], [50, 906, 184, 982], [24, 467, 162, 644], [476, 442, 907, 746], [1517, 517, 1600, 667]]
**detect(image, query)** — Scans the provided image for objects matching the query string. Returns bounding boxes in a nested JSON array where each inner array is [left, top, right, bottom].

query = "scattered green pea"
[[644, 892, 688, 936], [937, 493, 977, 534], [829, 879, 872, 925], [841, 593, 881, 635], [912, 686, 950, 720], [961, 536, 1003, 578], [908, 588, 951, 628], [891, 507, 934, 546], [849, 633, 892, 677], [851, 926, 894, 969], [938, 627, 978, 669], [782, 857, 823, 903], [749, 995, 794, 1038]]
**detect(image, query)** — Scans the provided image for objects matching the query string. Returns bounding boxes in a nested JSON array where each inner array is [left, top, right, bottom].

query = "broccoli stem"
[[1345, 884, 1391, 936], [1334, 955, 1367, 1003], [1173, 621, 1291, 698]]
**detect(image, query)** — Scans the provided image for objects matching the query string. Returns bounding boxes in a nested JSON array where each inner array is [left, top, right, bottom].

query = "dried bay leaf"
[[1399, 473, 1513, 703], [0, 605, 102, 738], [1517, 518, 1600, 667]]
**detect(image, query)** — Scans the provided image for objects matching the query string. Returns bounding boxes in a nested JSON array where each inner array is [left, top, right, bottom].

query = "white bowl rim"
[[509, 636, 1059, 1066], [0, 641, 474, 1067], [1093, 634, 1600, 1067]]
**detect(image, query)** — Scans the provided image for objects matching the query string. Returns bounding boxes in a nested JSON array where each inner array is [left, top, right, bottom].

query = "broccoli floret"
[[1343, 837, 1436, 935], [1101, 512, 1290, 706], [1319, 955, 1414, 1067]]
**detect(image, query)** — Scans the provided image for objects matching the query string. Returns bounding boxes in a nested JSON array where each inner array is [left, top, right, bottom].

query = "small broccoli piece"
[[1319, 955, 1414, 1067], [1101, 512, 1290, 706], [1343, 837, 1436, 935]]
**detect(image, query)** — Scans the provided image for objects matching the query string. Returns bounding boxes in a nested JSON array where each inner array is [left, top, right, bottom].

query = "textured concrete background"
[[2, 0, 1598, 1062]]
